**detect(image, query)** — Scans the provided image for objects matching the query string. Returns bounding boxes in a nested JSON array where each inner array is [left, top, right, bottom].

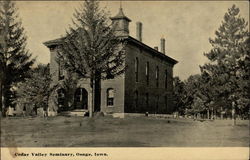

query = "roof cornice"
[[43, 35, 178, 65], [43, 37, 64, 47], [127, 36, 178, 65]]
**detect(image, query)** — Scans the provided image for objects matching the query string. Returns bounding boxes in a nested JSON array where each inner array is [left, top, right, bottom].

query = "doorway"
[[74, 88, 88, 110]]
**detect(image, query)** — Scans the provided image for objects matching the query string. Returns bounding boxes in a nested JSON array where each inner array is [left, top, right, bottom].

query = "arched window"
[[58, 60, 65, 80], [146, 93, 149, 109], [135, 57, 139, 82], [146, 61, 149, 85], [165, 69, 168, 89], [156, 95, 159, 113], [165, 95, 168, 112], [57, 88, 65, 106], [156, 66, 159, 87], [107, 88, 114, 106], [134, 90, 138, 112]]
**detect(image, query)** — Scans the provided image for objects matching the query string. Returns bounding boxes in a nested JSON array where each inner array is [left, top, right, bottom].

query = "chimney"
[[154, 46, 158, 51], [160, 38, 165, 54], [136, 22, 142, 42]]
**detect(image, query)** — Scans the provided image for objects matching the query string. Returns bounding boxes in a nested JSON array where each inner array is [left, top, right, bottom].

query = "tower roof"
[[110, 8, 131, 22]]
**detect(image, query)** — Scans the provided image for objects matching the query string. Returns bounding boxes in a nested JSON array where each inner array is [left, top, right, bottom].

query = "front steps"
[[59, 109, 89, 117]]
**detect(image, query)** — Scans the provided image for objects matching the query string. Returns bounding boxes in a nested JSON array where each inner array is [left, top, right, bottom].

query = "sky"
[[15, 1, 249, 80]]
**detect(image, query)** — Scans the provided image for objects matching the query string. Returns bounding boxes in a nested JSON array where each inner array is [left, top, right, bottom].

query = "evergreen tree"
[[0, 0, 35, 115], [57, 0, 126, 117], [201, 5, 249, 123], [14, 64, 51, 114]]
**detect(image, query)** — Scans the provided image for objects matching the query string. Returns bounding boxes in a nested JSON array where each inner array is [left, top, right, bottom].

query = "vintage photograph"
[[0, 0, 249, 150]]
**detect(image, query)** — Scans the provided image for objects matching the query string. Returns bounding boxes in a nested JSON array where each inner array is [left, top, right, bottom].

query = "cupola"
[[110, 7, 131, 37]]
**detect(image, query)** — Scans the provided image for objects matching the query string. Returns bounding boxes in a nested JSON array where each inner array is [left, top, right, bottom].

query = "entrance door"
[[74, 88, 88, 109]]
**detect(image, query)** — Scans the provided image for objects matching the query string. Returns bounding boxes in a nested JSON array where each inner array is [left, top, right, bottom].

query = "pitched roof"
[[43, 35, 177, 65], [127, 36, 178, 65]]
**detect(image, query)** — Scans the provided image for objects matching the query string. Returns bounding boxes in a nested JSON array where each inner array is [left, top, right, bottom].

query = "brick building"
[[44, 8, 178, 116]]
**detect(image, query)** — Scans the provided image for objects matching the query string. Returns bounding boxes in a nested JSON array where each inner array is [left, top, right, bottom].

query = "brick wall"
[[124, 43, 174, 114], [48, 41, 175, 114], [101, 75, 125, 114]]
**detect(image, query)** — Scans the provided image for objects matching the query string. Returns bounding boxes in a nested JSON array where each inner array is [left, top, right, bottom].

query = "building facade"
[[44, 8, 178, 115]]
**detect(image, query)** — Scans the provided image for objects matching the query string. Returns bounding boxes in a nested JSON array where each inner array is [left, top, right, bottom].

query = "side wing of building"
[[124, 37, 177, 114]]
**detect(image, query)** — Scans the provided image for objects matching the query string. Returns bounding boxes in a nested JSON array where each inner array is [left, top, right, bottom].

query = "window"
[[134, 90, 138, 112], [57, 88, 65, 106], [165, 69, 168, 89], [146, 62, 149, 85], [106, 66, 114, 79], [146, 93, 149, 109], [106, 72, 114, 79], [58, 61, 65, 80], [156, 95, 159, 113], [135, 57, 139, 82], [156, 66, 159, 87], [165, 95, 168, 111], [107, 88, 114, 106]]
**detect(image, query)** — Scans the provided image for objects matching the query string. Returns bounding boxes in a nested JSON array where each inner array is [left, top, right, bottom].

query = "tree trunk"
[[220, 107, 223, 119], [94, 78, 101, 112], [1, 85, 6, 117], [211, 107, 214, 119], [90, 78, 94, 118], [232, 102, 236, 126], [89, 71, 102, 117], [207, 109, 210, 119], [0, 82, 2, 113]]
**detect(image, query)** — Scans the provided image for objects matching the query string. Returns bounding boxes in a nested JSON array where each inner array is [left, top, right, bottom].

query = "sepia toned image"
[[0, 0, 249, 158]]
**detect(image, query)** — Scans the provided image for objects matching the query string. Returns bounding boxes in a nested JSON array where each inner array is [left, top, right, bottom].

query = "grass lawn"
[[1, 115, 249, 147]]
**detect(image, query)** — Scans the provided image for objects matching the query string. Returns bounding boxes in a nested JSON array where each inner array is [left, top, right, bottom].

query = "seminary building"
[[44, 7, 178, 116]]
